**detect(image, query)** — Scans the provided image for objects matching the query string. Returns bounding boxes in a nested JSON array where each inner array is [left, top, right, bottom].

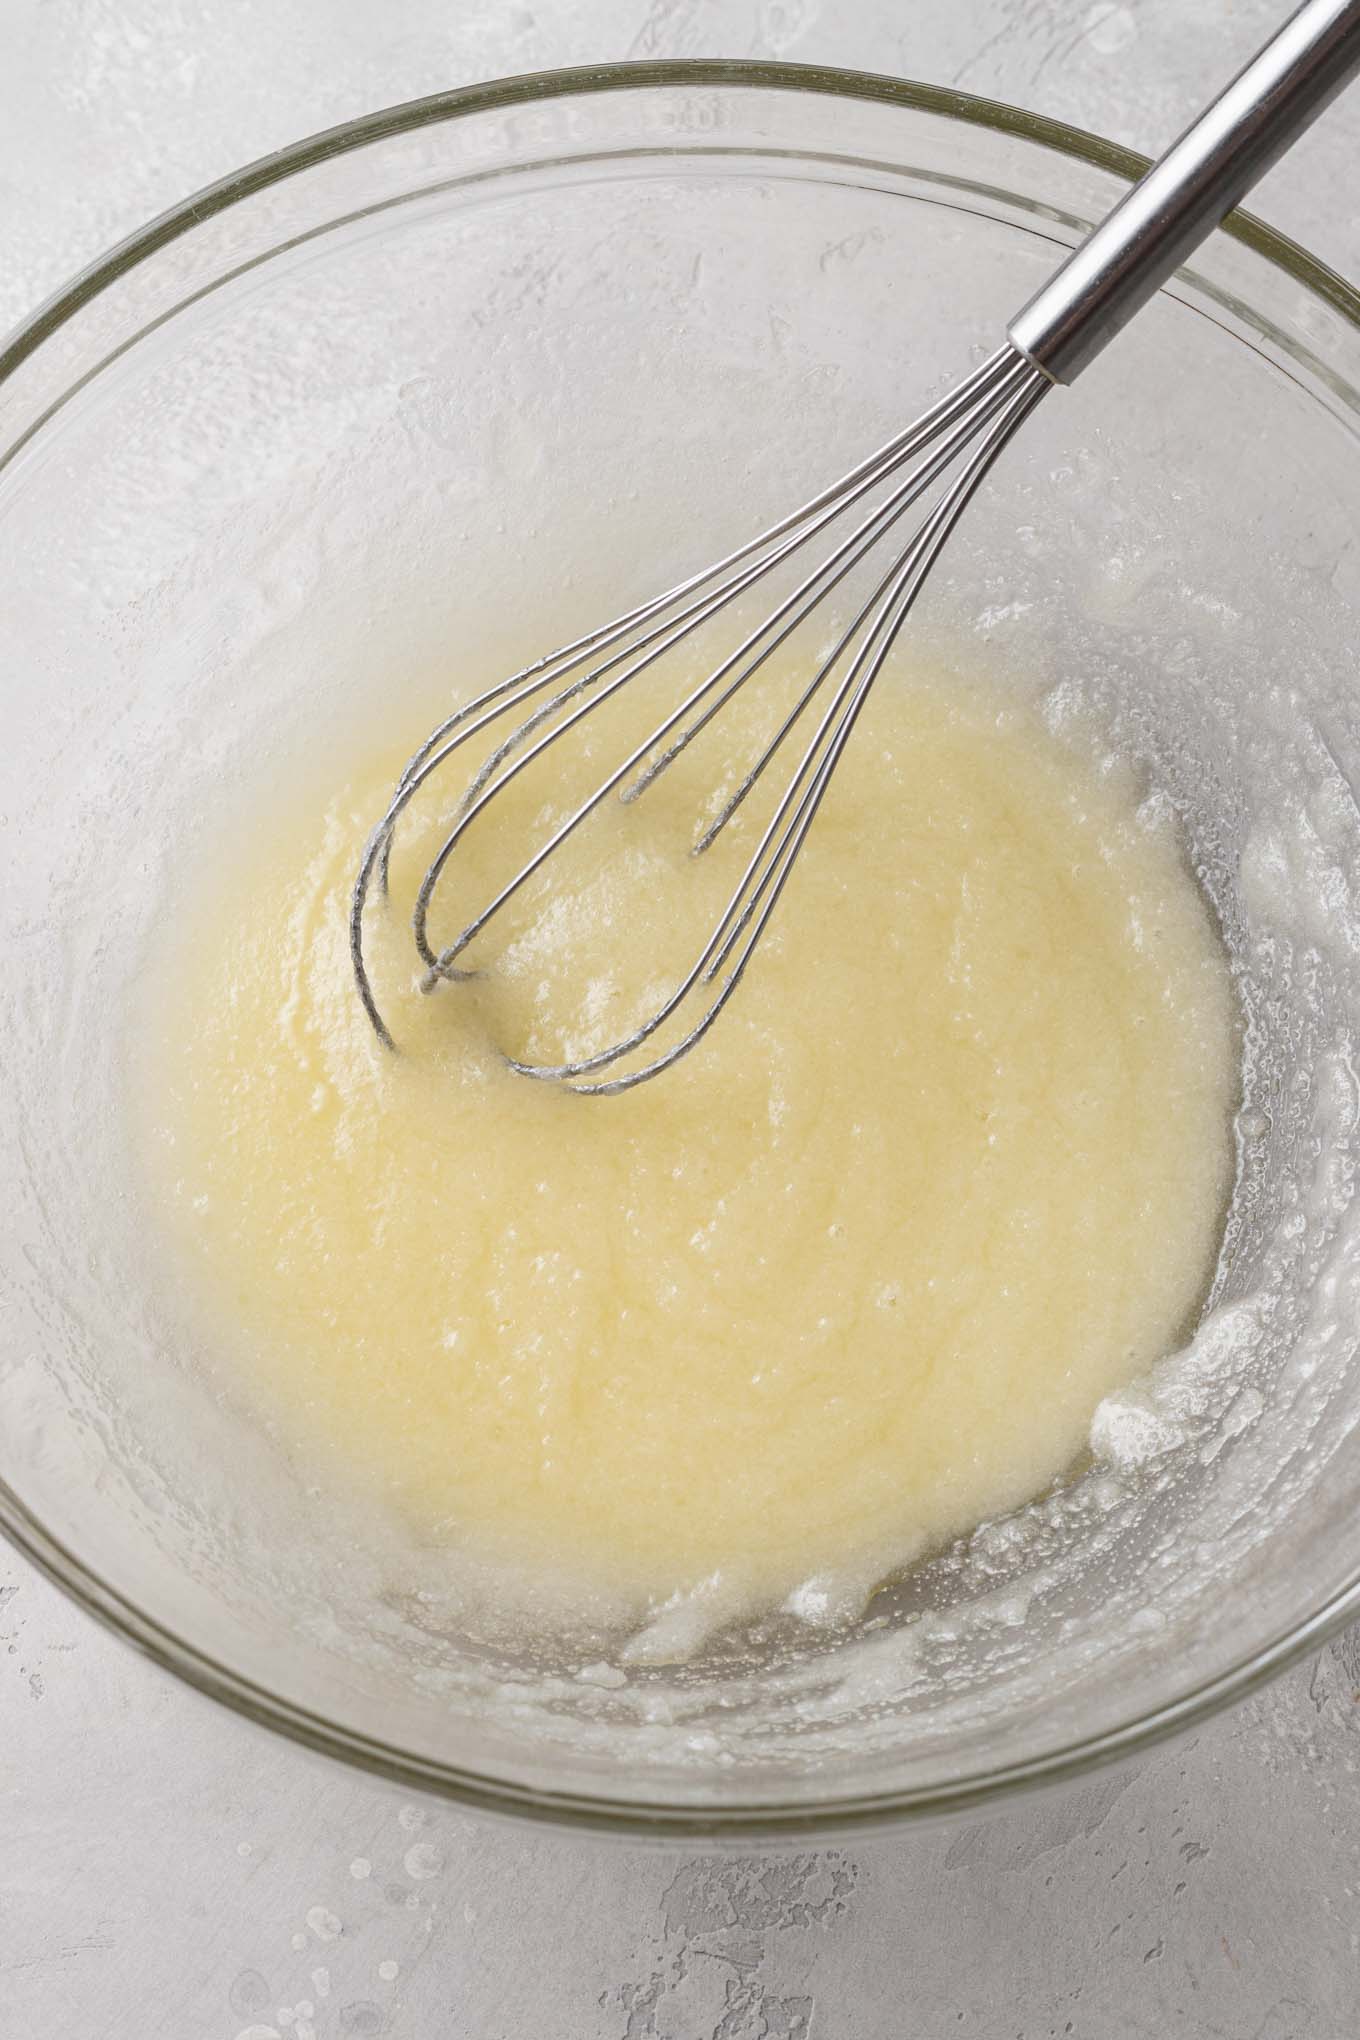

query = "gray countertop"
[[5, 3, 1360, 2034]]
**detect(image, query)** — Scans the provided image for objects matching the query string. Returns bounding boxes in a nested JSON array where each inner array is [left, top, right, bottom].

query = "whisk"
[[353, 0, 1360, 1094]]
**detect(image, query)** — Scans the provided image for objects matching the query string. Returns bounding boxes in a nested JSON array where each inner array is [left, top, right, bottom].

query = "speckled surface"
[[4, 2, 1360, 2033]]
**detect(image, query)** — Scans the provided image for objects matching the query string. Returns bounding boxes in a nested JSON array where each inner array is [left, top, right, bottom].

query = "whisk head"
[[351, 342, 1048, 1093]]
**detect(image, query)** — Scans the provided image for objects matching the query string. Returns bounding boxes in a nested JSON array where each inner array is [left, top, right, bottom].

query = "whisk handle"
[[1008, 0, 1360, 383]]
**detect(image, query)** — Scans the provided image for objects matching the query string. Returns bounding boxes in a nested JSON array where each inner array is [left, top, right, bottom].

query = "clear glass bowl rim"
[[4, 57, 1360, 1840]]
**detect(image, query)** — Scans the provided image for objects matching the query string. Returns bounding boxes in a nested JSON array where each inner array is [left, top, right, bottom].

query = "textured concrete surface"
[[4, 2, 1360, 2034]]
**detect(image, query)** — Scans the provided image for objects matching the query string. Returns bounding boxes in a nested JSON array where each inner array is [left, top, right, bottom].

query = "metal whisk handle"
[[1008, 0, 1360, 383]]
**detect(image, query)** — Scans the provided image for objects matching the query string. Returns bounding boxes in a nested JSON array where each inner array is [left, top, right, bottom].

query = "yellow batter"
[[138, 655, 1237, 1622]]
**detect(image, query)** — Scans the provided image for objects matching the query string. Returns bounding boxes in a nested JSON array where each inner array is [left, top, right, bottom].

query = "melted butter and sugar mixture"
[[140, 655, 1237, 1624]]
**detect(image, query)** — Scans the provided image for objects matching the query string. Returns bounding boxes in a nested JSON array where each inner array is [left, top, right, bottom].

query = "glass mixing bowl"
[[5, 62, 1360, 1839]]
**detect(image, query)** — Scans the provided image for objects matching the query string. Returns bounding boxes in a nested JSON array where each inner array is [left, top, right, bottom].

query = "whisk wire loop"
[[350, 345, 1047, 1083]]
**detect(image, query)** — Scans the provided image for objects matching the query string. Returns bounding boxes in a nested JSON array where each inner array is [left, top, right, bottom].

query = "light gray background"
[[4, 3, 1360, 2034]]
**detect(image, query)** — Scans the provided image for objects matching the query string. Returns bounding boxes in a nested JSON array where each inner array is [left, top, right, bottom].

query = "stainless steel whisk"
[[353, 0, 1360, 1094]]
